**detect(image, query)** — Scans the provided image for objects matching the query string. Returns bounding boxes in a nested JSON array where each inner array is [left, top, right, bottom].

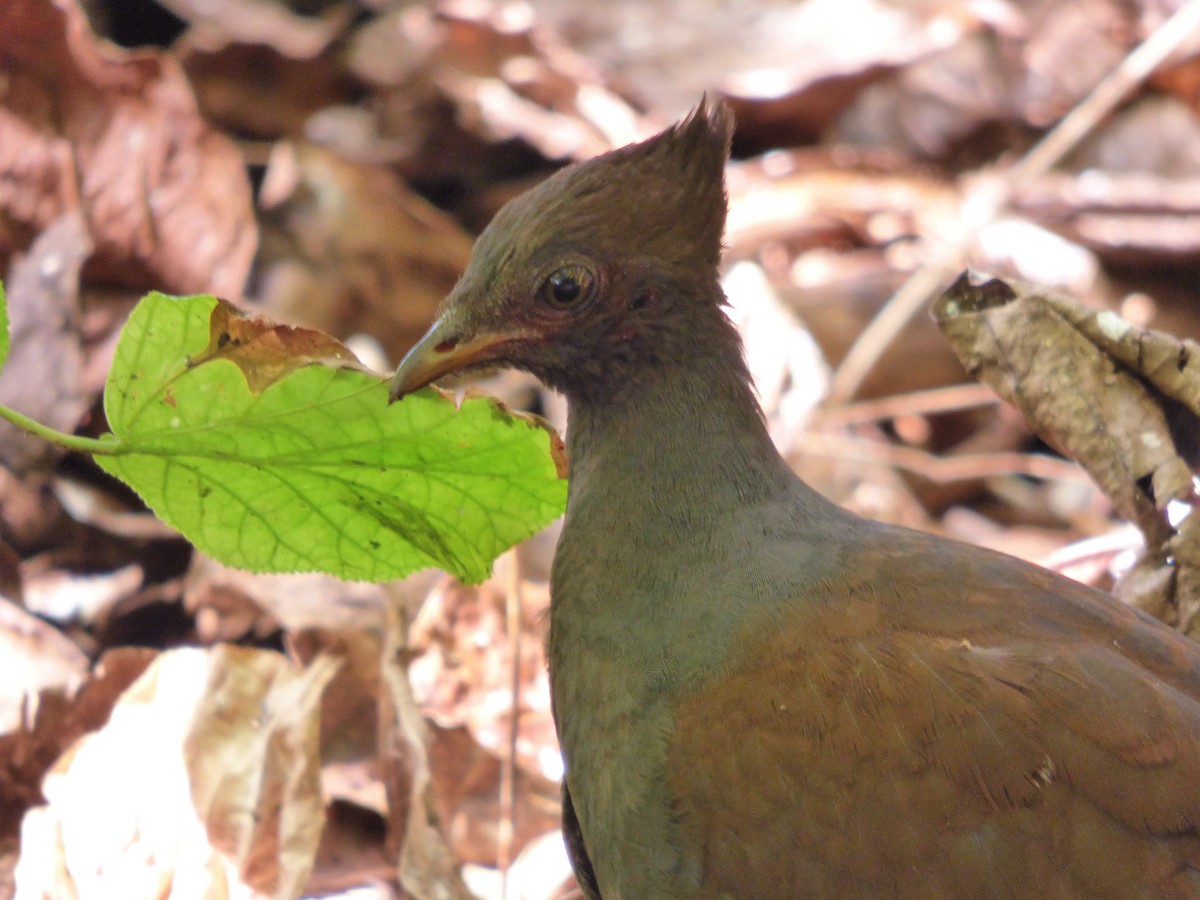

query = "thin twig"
[[818, 383, 1001, 426], [827, 0, 1200, 403], [801, 433, 1092, 485], [1040, 524, 1143, 572], [498, 549, 523, 898]]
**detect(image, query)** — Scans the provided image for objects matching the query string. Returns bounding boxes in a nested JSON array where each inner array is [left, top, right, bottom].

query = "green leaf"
[[0, 279, 9, 374], [95, 293, 567, 583]]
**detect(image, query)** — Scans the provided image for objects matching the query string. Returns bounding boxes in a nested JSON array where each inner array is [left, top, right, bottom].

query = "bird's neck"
[[549, 307, 838, 893], [560, 307, 805, 543], [548, 302, 849, 675]]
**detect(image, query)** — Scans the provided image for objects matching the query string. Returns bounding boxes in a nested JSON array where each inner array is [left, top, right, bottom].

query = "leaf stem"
[[0, 404, 118, 455]]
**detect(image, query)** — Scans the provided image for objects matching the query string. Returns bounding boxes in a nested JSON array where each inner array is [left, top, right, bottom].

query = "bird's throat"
[[562, 319, 796, 537]]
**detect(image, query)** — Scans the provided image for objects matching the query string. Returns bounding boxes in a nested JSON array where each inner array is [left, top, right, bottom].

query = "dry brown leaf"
[[402, 564, 567, 873], [1058, 294, 1200, 432], [288, 627, 381, 779], [187, 647, 338, 898], [348, 2, 644, 162], [181, 40, 360, 141], [833, 30, 1010, 159], [0, 646, 154, 840], [1067, 95, 1200, 178], [380, 600, 474, 900], [184, 553, 399, 639], [0, 213, 90, 473], [288, 628, 405, 894], [1175, 514, 1200, 630], [408, 576, 557, 779], [257, 141, 473, 360], [935, 274, 1182, 534], [184, 568, 282, 645], [1017, 170, 1200, 265], [832, 0, 1144, 157], [725, 146, 959, 255], [0, 0, 256, 297], [0, 598, 88, 738], [1153, 48, 1200, 108], [530, 0, 963, 128], [21, 563, 143, 629], [307, 800, 395, 897], [426, 723, 561, 868], [14, 646, 335, 900], [1011, 0, 1132, 127], [0, 539, 22, 605], [156, 0, 348, 60], [722, 147, 971, 402], [190, 296, 370, 394], [934, 271, 1200, 631]]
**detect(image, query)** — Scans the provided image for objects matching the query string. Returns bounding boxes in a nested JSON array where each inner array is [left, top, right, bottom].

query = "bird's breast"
[[547, 570, 713, 896]]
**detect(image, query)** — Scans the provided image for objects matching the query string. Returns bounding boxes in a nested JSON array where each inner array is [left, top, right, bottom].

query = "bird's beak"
[[388, 316, 525, 403]]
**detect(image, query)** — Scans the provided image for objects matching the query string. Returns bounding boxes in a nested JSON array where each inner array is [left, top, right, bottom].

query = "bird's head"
[[389, 98, 735, 404]]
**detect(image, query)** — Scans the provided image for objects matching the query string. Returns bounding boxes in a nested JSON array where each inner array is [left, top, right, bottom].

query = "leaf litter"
[[1, 0, 1200, 898]]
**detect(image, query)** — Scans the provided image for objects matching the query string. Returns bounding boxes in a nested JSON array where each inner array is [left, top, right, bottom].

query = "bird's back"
[[664, 513, 1200, 898]]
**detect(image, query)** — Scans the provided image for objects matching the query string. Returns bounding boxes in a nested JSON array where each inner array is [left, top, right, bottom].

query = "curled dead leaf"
[[190, 298, 370, 395], [185, 647, 340, 897], [934, 271, 1200, 632], [0, 0, 256, 297]]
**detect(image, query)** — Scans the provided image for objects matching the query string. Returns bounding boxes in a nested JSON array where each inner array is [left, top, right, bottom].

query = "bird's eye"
[[539, 265, 595, 310]]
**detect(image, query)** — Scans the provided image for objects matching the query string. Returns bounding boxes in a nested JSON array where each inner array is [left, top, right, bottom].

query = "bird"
[[389, 99, 1200, 899]]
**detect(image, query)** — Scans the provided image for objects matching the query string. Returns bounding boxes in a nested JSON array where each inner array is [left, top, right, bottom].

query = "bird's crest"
[[478, 97, 735, 280]]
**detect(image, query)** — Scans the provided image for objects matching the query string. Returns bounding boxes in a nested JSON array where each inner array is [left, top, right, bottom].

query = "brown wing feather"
[[668, 533, 1200, 899]]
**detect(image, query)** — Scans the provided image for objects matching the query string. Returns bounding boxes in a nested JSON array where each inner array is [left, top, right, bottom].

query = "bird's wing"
[[667, 533, 1200, 899], [562, 781, 603, 899]]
